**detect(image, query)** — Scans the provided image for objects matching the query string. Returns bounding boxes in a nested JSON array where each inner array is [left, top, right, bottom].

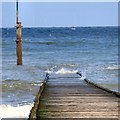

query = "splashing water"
[[55, 68, 78, 74]]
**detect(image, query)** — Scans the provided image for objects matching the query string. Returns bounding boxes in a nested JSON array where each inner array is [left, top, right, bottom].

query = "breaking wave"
[[106, 65, 120, 70], [46, 67, 78, 74], [55, 68, 78, 74]]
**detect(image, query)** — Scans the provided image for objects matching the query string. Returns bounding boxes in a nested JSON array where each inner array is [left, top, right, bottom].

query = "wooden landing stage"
[[29, 73, 120, 120]]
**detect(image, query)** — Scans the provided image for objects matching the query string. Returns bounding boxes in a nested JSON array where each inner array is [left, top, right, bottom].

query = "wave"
[[0, 104, 33, 119], [26, 39, 88, 47], [55, 68, 78, 74], [32, 41, 56, 45], [46, 67, 78, 74], [2, 80, 42, 106], [2, 80, 42, 89], [61, 63, 79, 67], [106, 65, 120, 70], [45, 64, 79, 74]]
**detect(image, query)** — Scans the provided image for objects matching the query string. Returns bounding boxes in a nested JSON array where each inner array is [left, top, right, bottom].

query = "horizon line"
[[1, 25, 118, 29]]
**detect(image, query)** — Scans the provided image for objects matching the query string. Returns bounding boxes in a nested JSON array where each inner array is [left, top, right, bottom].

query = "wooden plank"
[[28, 73, 49, 120], [29, 73, 119, 119], [38, 112, 118, 118]]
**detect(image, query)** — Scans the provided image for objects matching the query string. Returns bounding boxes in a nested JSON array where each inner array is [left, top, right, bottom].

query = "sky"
[[1, 2, 118, 28]]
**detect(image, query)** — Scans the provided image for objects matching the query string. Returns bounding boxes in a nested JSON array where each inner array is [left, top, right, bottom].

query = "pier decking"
[[29, 73, 119, 120]]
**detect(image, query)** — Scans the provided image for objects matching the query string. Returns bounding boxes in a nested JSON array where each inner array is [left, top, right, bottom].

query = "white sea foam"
[[32, 82, 43, 86], [106, 65, 120, 70], [0, 104, 33, 119], [45, 70, 53, 74], [55, 68, 78, 74], [80, 76, 86, 80]]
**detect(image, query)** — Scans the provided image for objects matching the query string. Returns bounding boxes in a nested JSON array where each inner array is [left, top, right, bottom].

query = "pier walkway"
[[29, 73, 119, 120]]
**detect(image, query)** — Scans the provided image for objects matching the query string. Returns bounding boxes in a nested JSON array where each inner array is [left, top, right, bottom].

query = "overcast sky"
[[2, 2, 118, 27]]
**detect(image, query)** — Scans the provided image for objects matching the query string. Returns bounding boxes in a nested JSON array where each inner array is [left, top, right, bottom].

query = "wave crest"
[[106, 65, 120, 70], [55, 68, 78, 74], [46, 67, 78, 74]]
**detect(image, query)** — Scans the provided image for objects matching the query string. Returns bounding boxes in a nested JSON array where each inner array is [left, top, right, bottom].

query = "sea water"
[[1, 27, 119, 118]]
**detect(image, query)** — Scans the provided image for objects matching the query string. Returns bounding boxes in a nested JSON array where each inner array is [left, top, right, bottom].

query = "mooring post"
[[16, 0, 22, 65]]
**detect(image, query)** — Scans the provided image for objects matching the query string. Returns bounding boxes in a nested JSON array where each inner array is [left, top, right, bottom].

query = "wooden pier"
[[29, 73, 120, 120]]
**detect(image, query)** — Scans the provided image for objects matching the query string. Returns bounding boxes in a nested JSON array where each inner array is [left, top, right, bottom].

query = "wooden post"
[[16, 0, 22, 65]]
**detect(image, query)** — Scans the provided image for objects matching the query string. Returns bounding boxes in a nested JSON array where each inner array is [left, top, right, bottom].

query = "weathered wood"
[[16, 22, 22, 65], [77, 72, 120, 97], [29, 73, 49, 120], [29, 73, 119, 119], [16, 0, 22, 65], [28, 83, 45, 119], [84, 79, 120, 97]]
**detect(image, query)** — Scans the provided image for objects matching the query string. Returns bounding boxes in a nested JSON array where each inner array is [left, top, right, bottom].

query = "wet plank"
[[29, 73, 119, 119]]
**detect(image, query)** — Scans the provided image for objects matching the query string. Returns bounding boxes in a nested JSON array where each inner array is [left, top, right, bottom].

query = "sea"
[[0, 27, 119, 118]]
